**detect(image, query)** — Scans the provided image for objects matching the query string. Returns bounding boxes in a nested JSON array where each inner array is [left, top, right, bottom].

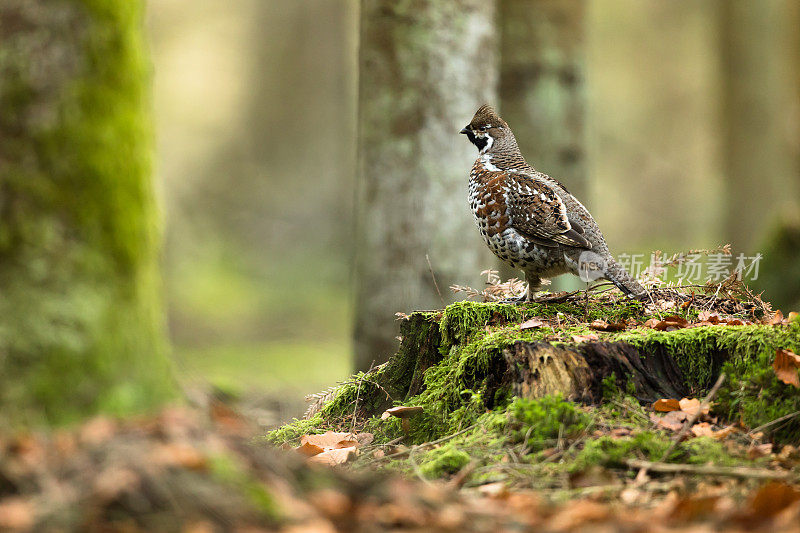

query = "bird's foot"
[[499, 293, 528, 304]]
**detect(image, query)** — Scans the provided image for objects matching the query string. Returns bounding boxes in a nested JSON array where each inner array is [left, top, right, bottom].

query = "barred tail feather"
[[604, 257, 647, 299]]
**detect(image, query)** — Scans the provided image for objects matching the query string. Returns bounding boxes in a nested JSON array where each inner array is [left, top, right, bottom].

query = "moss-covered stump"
[[272, 297, 800, 450]]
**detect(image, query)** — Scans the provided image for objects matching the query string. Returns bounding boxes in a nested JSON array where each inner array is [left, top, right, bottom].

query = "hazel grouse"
[[461, 104, 646, 301]]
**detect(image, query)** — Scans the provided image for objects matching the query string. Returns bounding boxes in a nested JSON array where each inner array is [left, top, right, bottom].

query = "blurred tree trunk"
[[718, 0, 800, 252], [497, 0, 586, 284], [0, 0, 175, 427], [354, 0, 498, 370]]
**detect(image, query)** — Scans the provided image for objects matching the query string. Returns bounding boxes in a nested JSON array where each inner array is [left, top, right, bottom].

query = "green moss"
[[573, 431, 672, 470], [265, 413, 325, 446], [616, 322, 800, 391], [270, 299, 799, 456], [715, 321, 800, 443], [419, 446, 471, 478], [506, 395, 591, 449], [683, 437, 735, 466]]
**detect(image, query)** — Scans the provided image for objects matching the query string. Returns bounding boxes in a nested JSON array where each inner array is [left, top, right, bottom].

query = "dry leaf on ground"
[[652, 315, 689, 331], [741, 481, 800, 522], [295, 442, 325, 457], [653, 399, 681, 412], [520, 318, 545, 330], [678, 398, 707, 417], [773, 349, 800, 388], [301, 432, 356, 448], [571, 333, 599, 343], [690, 422, 715, 438], [589, 319, 625, 332], [698, 311, 721, 324], [308, 447, 358, 466], [651, 411, 687, 432]]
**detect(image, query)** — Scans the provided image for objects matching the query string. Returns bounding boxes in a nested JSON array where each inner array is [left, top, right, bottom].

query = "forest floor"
[[4, 398, 800, 532], [3, 283, 800, 531]]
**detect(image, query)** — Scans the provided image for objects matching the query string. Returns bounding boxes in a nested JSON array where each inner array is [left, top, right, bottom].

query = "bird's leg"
[[526, 275, 542, 302], [500, 274, 542, 304]]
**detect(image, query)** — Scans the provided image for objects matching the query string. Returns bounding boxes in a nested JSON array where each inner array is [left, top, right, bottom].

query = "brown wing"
[[506, 174, 591, 249]]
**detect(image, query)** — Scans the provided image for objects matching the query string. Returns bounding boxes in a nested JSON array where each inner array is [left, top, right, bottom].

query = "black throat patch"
[[466, 131, 489, 152]]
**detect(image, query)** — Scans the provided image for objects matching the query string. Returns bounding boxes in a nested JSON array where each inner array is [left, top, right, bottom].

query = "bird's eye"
[[480, 125, 489, 131]]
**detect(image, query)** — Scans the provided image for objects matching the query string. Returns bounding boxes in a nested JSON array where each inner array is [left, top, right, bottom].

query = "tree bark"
[[497, 0, 586, 284], [0, 0, 175, 426], [504, 341, 688, 404], [353, 0, 498, 370]]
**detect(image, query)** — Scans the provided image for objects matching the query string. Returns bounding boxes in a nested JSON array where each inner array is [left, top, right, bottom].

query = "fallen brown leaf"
[[520, 318, 545, 330], [742, 481, 800, 522], [295, 442, 325, 457], [571, 333, 599, 343], [769, 311, 784, 325], [651, 410, 687, 432], [667, 495, 719, 523], [308, 446, 358, 466], [690, 422, 715, 438], [589, 319, 625, 332], [477, 481, 508, 499], [678, 398, 707, 417], [654, 315, 689, 331], [653, 398, 681, 412], [772, 349, 800, 388], [711, 425, 738, 440], [301, 431, 356, 448], [698, 311, 721, 324]]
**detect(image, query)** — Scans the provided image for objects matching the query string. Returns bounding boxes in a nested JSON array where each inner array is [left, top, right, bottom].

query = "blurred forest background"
[[146, 1, 799, 419]]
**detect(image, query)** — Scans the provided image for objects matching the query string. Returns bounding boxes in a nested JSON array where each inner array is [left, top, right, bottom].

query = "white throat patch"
[[479, 134, 494, 154], [480, 154, 502, 172]]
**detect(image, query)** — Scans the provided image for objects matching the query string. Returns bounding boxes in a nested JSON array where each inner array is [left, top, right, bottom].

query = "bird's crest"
[[469, 104, 508, 130]]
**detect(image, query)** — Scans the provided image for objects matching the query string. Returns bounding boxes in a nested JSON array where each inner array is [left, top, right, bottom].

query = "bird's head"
[[460, 104, 509, 154]]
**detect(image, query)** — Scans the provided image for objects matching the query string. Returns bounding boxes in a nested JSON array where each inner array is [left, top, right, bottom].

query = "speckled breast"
[[468, 161, 565, 273]]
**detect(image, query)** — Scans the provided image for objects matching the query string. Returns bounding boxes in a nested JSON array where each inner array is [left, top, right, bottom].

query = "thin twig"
[[372, 424, 478, 462], [748, 410, 800, 437], [426, 254, 445, 307], [625, 459, 794, 481], [350, 364, 371, 433]]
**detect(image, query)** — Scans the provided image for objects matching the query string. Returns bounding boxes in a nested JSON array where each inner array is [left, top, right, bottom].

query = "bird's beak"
[[459, 126, 470, 135]]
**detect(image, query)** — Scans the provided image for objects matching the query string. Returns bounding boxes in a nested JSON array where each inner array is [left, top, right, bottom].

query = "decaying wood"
[[502, 340, 689, 405]]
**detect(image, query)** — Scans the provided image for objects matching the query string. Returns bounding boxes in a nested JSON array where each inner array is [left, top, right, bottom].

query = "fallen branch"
[[625, 459, 794, 481]]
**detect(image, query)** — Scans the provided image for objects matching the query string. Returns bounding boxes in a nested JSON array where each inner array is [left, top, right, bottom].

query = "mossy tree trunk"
[[497, 0, 586, 284], [0, 0, 175, 427], [353, 0, 498, 371]]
